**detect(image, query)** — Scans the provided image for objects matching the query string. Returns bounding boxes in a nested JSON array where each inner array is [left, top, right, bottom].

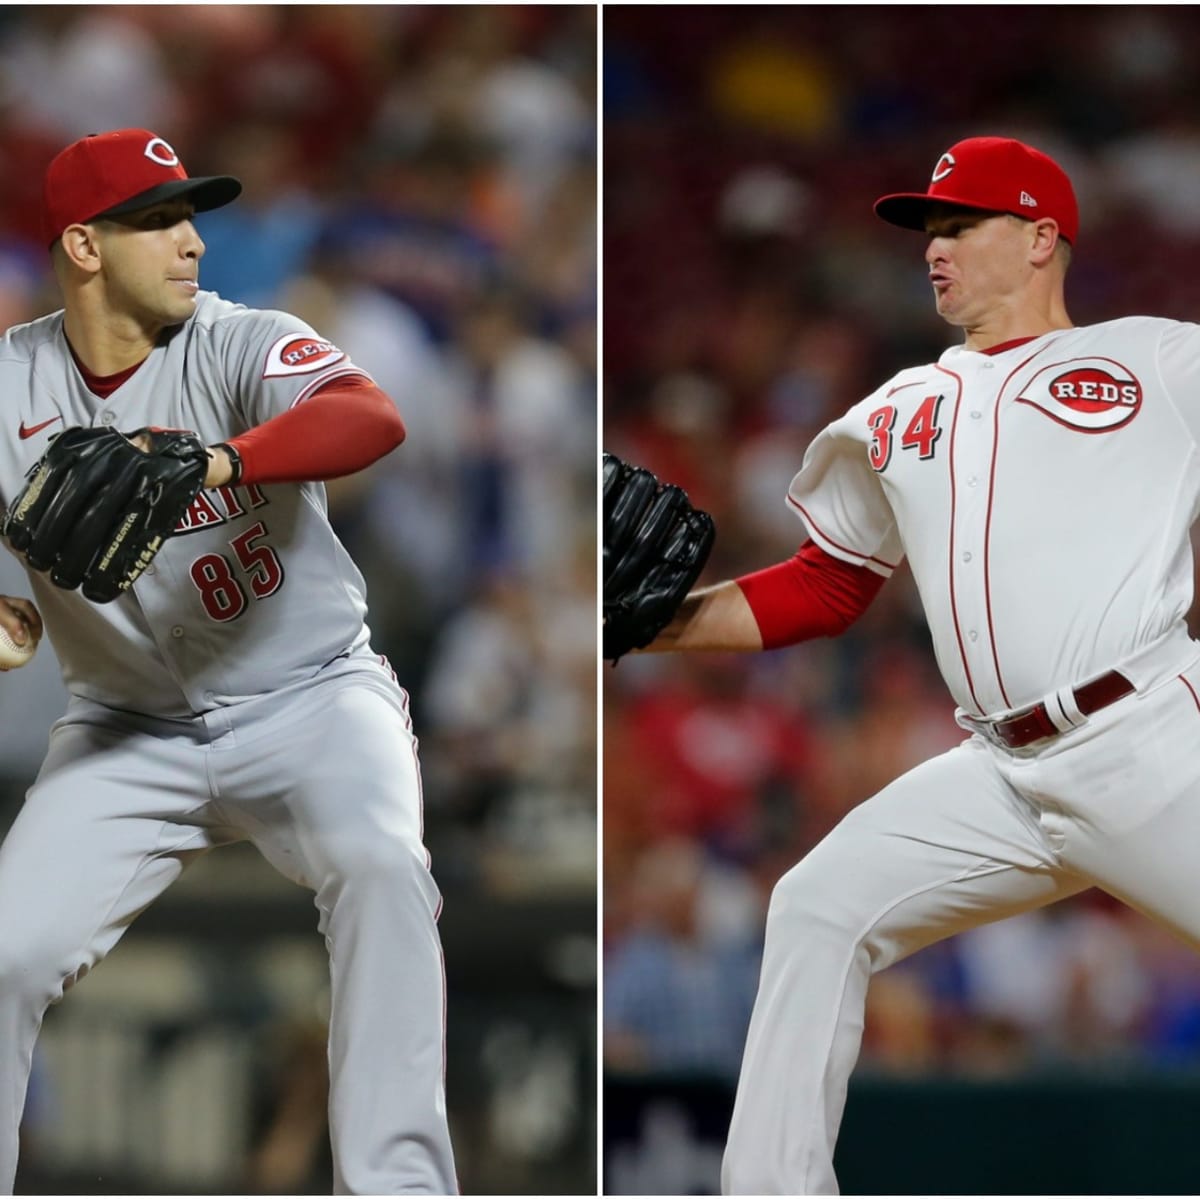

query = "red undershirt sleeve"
[[736, 541, 886, 649], [226, 375, 405, 486]]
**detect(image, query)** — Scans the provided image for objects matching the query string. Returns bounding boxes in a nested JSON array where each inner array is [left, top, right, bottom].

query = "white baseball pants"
[[0, 652, 457, 1195], [723, 635, 1200, 1195]]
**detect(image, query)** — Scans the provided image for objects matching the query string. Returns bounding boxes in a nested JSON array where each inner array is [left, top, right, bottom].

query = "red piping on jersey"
[[935, 364, 984, 714], [1179, 674, 1200, 714], [291, 365, 370, 408], [736, 541, 886, 649], [982, 347, 1045, 711], [785, 496, 898, 572], [979, 336, 1038, 357]]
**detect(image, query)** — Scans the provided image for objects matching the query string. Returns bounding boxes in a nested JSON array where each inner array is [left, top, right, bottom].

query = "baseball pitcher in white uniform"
[[0, 129, 457, 1193], [645, 135, 1200, 1194]]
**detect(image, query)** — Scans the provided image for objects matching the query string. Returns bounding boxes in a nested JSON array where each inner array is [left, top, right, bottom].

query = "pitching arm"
[[644, 541, 885, 654]]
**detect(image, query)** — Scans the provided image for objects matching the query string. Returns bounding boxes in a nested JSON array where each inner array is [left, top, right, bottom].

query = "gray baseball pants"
[[0, 652, 456, 1195]]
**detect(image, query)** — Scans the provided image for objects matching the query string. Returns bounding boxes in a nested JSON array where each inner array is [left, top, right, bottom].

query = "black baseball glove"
[[603, 451, 715, 662], [4, 425, 210, 603]]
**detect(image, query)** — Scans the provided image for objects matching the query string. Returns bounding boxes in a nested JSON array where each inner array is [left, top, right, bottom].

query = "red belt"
[[975, 670, 1135, 749]]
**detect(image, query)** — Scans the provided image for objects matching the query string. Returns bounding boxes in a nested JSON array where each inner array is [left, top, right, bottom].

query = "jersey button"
[[967, 476, 978, 487], [100, 411, 115, 425], [968, 630, 979, 642], [970, 411, 982, 420], [962, 551, 973, 562], [171, 625, 184, 638], [203, 690, 215, 703]]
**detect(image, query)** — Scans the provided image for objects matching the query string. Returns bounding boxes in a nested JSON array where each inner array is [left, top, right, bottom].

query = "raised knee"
[[324, 832, 436, 897], [767, 859, 833, 928], [765, 856, 874, 955]]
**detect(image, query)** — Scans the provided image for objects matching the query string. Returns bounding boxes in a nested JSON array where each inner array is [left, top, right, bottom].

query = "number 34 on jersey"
[[867, 394, 945, 472]]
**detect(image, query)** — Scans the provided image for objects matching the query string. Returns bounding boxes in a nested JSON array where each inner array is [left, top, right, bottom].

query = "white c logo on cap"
[[143, 137, 180, 168], [931, 152, 956, 183]]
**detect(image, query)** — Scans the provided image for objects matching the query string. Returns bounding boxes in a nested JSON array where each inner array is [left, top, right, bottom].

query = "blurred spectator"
[[0, 9, 181, 142], [951, 902, 1150, 1064], [190, 121, 323, 309], [319, 131, 504, 343], [616, 656, 814, 850], [244, 1019, 331, 1194], [705, 20, 840, 144], [446, 280, 591, 581], [604, 839, 761, 1080]]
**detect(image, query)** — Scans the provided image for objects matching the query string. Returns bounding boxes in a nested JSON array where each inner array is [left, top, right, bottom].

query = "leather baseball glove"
[[603, 451, 715, 662], [4, 425, 210, 603]]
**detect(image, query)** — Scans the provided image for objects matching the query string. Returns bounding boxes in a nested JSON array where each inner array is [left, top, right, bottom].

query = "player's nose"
[[925, 236, 950, 266], [179, 220, 205, 260]]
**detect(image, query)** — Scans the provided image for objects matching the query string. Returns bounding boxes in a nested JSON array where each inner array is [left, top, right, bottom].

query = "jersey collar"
[[979, 335, 1039, 357]]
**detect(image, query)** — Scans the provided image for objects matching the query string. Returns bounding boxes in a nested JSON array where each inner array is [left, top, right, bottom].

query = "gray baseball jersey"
[[0, 291, 457, 1193], [0, 290, 372, 715]]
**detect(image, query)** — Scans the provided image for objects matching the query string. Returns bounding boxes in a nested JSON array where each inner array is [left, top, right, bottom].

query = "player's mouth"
[[170, 278, 198, 294], [929, 271, 952, 292]]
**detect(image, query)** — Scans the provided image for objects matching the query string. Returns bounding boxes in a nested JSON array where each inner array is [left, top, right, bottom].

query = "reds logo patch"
[[1015, 358, 1142, 432], [263, 333, 346, 378]]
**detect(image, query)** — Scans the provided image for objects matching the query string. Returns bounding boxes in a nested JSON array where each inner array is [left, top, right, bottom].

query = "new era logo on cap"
[[41, 128, 242, 247], [873, 136, 1079, 244]]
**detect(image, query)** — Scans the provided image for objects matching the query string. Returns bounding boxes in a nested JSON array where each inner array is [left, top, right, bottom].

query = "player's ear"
[[1029, 219, 1061, 268], [58, 223, 103, 275]]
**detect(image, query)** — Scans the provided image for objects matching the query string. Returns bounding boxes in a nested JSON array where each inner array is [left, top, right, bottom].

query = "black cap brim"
[[91, 175, 242, 221], [874, 192, 1008, 232]]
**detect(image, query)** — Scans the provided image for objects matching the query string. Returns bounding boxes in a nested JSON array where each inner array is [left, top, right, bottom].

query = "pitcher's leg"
[[1030, 670, 1200, 952], [231, 676, 457, 1195], [0, 719, 213, 1193], [722, 738, 1087, 1196]]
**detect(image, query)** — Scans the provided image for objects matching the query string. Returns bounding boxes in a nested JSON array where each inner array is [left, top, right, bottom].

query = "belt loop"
[[1046, 684, 1087, 733]]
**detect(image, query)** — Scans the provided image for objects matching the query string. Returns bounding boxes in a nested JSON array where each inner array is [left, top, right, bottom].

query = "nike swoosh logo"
[[886, 381, 926, 398], [18, 416, 62, 440]]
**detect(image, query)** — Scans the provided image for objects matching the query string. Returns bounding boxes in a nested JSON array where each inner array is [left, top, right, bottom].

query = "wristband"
[[216, 442, 244, 487]]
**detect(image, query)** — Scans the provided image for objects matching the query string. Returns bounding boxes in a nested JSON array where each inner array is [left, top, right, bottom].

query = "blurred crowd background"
[[604, 5, 1200, 1192], [0, 5, 595, 1194]]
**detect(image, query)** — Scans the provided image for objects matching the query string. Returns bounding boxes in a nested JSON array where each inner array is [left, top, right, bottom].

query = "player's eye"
[[145, 211, 188, 229]]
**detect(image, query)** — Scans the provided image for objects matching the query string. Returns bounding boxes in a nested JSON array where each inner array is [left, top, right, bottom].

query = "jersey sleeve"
[[217, 308, 375, 428], [736, 541, 887, 648], [1155, 320, 1200, 448], [785, 410, 904, 577]]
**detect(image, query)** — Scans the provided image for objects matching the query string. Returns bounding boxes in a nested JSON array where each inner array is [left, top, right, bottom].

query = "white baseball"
[[0, 623, 37, 670]]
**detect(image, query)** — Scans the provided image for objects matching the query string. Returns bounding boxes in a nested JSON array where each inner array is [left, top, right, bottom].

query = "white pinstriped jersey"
[[0, 290, 377, 717], [788, 317, 1200, 718]]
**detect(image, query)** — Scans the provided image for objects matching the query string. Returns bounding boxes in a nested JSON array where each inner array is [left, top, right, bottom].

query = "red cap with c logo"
[[42, 128, 242, 247], [874, 136, 1078, 244]]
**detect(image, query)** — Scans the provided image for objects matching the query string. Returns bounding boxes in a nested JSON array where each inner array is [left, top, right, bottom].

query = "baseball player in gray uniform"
[[0, 129, 457, 1194], [646, 135, 1200, 1193]]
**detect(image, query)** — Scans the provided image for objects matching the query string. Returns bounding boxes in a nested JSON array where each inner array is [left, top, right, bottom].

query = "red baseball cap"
[[874, 136, 1078, 244], [42, 128, 242, 247]]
